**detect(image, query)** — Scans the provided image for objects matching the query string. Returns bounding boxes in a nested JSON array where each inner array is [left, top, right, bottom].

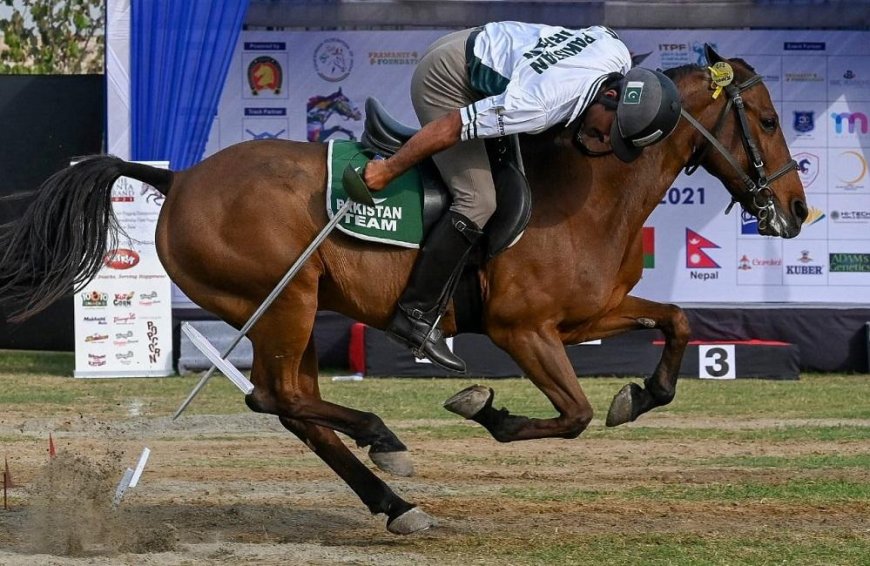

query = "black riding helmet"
[[609, 67, 682, 163]]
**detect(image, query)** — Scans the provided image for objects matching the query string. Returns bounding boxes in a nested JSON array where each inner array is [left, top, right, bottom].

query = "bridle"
[[681, 73, 798, 233]]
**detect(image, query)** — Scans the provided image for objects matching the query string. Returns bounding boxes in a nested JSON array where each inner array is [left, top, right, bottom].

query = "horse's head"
[[676, 45, 807, 238], [331, 88, 362, 121]]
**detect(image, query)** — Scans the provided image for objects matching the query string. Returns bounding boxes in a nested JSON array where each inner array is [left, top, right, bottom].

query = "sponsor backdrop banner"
[[202, 29, 870, 304], [74, 162, 173, 377]]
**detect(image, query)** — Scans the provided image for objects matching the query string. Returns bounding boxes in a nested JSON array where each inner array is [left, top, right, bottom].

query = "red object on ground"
[[348, 322, 367, 375], [48, 433, 56, 458]]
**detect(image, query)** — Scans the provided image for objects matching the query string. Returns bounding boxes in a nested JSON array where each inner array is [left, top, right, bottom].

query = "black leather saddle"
[[360, 97, 532, 259]]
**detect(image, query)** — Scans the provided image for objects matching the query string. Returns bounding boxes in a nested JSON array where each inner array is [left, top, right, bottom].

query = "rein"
[[681, 73, 797, 231]]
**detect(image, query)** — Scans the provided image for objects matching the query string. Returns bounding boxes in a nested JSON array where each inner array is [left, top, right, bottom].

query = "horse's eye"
[[761, 116, 778, 132]]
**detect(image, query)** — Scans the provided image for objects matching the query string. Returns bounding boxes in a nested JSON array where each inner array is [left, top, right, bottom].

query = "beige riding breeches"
[[410, 29, 496, 229]]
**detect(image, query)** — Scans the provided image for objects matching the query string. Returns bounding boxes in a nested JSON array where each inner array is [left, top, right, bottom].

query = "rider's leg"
[[383, 29, 496, 372], [386, 211, 483, 371]]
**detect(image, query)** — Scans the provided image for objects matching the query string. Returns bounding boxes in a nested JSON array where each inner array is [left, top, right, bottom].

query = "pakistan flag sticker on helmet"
[[610, 67, 682, 163], [622, 81, 645, 104]]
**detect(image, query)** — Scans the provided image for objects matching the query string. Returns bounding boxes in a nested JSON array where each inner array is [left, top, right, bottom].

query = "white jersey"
[[459, 22, 631, 141]]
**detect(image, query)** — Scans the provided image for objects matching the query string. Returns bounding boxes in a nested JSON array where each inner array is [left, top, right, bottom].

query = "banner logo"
[[111, 178, 136, 203], [805, 206, 825, 226], [741, 210, 759, 235], [81, 291, 108, 308], [829, 253, 870, 273], [831, 112, 869, 134], [245, 128, 286, 140], [247, 56, 282, 95], [307, 89, 361, 142], [314, 38, 353, 82], [794, 152, 819, 188], [835, 150, 868, 190], [785, 250, 824, 276], [793, 111, 814, 133], [113, 292, 134, 307], [104, 249, 140, 270]]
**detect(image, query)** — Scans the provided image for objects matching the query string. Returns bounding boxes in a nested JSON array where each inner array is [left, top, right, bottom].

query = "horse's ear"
[[338, 87, 343, 94], [704, 43, 725, 65]]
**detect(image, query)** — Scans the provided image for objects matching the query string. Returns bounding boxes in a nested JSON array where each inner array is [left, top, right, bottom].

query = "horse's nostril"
[[792, 199, 808, 222]]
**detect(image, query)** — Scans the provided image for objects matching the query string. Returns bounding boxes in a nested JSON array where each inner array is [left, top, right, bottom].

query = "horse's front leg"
[[589, 295, 691, 426], [445, 326, 595, 441]]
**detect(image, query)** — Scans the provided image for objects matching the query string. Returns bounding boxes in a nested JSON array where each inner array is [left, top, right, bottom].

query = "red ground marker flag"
[[48, 433, 56, 458]]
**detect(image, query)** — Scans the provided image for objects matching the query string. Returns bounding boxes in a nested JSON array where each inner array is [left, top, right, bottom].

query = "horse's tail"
[[0, 155, 174, 322]]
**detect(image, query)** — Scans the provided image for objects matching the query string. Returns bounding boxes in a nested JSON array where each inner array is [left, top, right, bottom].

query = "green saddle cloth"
[[327, 140, 424, 248]]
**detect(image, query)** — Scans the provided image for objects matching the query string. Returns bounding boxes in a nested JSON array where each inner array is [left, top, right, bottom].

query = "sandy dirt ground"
[[0, 410, 868, 565]]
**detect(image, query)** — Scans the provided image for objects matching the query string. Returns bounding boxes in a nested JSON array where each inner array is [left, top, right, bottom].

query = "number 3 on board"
[[698, 344, 736, 380]]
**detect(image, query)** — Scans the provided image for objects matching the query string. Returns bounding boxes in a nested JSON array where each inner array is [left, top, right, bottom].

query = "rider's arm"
[[363, 110, 462, 191]]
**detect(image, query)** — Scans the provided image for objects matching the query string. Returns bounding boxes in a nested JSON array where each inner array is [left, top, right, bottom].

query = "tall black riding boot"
[[386, 211, 483, 372]]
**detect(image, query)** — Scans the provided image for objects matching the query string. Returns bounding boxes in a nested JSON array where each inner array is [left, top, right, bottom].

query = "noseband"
[[681, 74, 798, 232]]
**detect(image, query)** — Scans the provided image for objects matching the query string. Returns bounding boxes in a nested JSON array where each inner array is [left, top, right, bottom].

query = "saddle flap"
[[486, 159, 532, 259]]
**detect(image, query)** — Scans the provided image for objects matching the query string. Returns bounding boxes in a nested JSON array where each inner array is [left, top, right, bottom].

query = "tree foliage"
[[0, 0, 104, 74]]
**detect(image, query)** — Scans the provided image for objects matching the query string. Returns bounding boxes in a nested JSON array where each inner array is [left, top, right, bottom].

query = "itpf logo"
[[831, 112, 869, 135], [686, 228, 720, 281], [314, 38, 354, 82], [794, 152, 819, 188]]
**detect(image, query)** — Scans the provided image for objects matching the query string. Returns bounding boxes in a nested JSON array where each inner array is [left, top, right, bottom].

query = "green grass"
[[497, 479, 869, 504], [436, 533, 870, 566], [1, 351, 869, 422], [705, 453, 870, 470], [0, 350, 75, 376]]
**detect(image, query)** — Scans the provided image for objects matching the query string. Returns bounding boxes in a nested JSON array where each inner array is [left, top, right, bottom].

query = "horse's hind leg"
[[243, 290, 431, 533], [273, 339, 432, 534], [591, 295, 690, 426], [447, 325, 596, 441]]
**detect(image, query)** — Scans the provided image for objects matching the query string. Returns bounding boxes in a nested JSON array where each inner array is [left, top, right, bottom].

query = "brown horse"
[[0, 46, 806, 534]]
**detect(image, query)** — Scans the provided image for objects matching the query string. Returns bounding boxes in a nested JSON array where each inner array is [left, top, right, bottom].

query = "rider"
[[363, 22, 682, 372]]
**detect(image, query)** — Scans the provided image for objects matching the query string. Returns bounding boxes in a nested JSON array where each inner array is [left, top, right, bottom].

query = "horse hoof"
[[606, 383, 643, 427], [387, 507, 435, 535], [369, 450, 415, 477], [443, 385, 493, 419]]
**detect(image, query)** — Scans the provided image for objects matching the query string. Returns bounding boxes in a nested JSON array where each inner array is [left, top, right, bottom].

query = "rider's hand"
[[363, 158, 391, 191]]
